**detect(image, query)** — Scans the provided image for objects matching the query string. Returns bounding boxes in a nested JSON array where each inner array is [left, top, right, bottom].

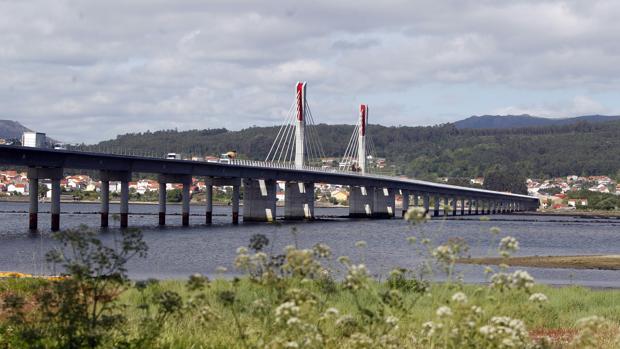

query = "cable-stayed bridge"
[[0, 82, 539, 231]]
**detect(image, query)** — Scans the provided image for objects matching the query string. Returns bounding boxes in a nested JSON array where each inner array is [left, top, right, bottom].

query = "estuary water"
[[0, 201, 619, 287]]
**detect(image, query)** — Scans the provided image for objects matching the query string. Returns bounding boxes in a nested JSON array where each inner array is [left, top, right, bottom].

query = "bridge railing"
[[58, 145, 402, 181], [228, 159, 402, 181]]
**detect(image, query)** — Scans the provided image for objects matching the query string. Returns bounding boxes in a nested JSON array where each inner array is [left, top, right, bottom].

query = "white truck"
[[166, 153, 181, 160]]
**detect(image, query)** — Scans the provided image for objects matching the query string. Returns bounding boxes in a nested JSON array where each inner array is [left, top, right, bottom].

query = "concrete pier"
[[460, 198, 465, 216], [100, 181, 109, 227], [349, 186, 394, 218], [443, 197, 449, 216], [120, 181, 129, 228], [372, 187, 395, 218], [101, 171, 131, 228], [28, 167, 63, 231], [159, 182, 166, 225], [433, 194, 440, 217], [28, 178, 38, 230], [232, 183, 240, 224], [50, 179, 60, 231], [468, 198, 473, 215], [349, 186, 373, 218], [474, 199, 480, 215], [205, 180, 213, 224], [182, 182, 190, 226], [243, 179, 277, 222], [158, 174, 191, 226], [401, 190, 409, 217], [423, 193, 430, 215], [284, 181, 315, 220], [451, 197, 457, 216], [205, 177, 240, 224]]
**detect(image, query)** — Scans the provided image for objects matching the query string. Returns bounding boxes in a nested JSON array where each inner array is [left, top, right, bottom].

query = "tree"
[[166, 188, 182, 202], [38, 184, 49, 198], [483, 165, 528, 194]]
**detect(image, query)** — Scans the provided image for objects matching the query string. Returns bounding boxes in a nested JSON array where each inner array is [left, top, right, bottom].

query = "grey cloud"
[[332, 38, 380, 50], [1, 0, 620, 142]]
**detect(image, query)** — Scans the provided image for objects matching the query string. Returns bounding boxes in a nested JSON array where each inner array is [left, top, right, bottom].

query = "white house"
[[8, 183, 27, 195], [567, 198, 588, 207]]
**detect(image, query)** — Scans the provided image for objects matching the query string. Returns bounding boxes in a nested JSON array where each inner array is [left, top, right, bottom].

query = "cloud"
[[332, 38, 380, 50], [1, 0, 620, 142]]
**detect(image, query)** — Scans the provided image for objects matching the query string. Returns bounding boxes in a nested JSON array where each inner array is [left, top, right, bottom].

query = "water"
[[1, 201, 619, 287]]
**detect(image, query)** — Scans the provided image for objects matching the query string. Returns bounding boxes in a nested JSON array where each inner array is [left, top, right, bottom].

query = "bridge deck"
[[0, 145, 536, 202]]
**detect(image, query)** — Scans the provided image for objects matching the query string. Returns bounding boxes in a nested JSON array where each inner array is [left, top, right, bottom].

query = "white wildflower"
[[499, 236, 519, 253], [324, 307, 339, 317], [286, 317, 301, 326], [451, 292, 468, 304], [436, 306, 453, 318], [385, 315, 399, 328], [489, 226, 501, 235], [432, 245, 455, 264], [511, 270, 534, 290], [528, 293, 548, 304]]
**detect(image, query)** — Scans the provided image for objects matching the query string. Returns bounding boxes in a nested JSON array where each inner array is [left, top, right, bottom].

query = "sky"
[[2, 0, 620, 143]]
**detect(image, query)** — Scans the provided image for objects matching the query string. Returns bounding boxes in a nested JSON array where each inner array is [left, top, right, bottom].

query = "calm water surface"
[[0, 202, 619, 287]]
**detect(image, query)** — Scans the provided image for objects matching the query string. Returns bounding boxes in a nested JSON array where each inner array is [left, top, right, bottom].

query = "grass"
[[5, 276, 618, 347]]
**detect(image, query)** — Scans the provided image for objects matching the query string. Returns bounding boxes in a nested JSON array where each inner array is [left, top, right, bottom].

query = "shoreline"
[[514, 210, 620, 218], [458, 254, 620, 271]]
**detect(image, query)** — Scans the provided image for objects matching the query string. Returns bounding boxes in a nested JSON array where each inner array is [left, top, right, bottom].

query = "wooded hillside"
[[82, 121, 620, 180]]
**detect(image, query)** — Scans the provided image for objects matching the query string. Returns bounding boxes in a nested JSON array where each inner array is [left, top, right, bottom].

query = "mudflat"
[[458, 255, 620, 270]]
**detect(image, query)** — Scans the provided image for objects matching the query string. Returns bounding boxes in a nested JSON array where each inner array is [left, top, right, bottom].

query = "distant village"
[[526, 175, 620, 209]]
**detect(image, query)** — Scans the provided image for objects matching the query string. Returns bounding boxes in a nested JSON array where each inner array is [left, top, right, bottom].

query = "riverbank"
[[516, 210, 620, 218], [458, 255, 620, 270]]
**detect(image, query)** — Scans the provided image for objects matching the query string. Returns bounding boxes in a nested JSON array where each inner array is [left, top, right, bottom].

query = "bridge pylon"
[[340, 104, 376, 174], [294, 82, 306, 169], [265, 82, 325, 168]]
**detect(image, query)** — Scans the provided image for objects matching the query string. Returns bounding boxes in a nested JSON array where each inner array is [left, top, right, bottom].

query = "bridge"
[[0, 82, 539, 231]]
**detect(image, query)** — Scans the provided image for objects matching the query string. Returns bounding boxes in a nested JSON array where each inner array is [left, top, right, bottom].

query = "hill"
[[454, 114, 620, 129], [77, 120, 620, 180], [0, 120, 31, 140]]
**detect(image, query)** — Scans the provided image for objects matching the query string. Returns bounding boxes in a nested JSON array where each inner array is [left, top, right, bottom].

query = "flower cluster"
[[403, 207, 429, 224], [478, 316, 530, 348], [528, 292, 548, 304], [343, 264, 370, 291], [432, 245, 456, 264], [499, 236, 520, 257], [490, 270, 535, 292]]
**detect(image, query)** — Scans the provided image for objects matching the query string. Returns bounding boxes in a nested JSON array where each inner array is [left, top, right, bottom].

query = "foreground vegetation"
[[1, 209, 620, 348]]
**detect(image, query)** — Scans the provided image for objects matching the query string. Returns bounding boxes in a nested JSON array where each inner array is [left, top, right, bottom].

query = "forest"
[[79, 120, 620, 181]]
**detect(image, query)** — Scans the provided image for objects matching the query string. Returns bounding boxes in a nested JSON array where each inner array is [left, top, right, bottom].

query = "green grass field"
[[3, 275, 620, 348]]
